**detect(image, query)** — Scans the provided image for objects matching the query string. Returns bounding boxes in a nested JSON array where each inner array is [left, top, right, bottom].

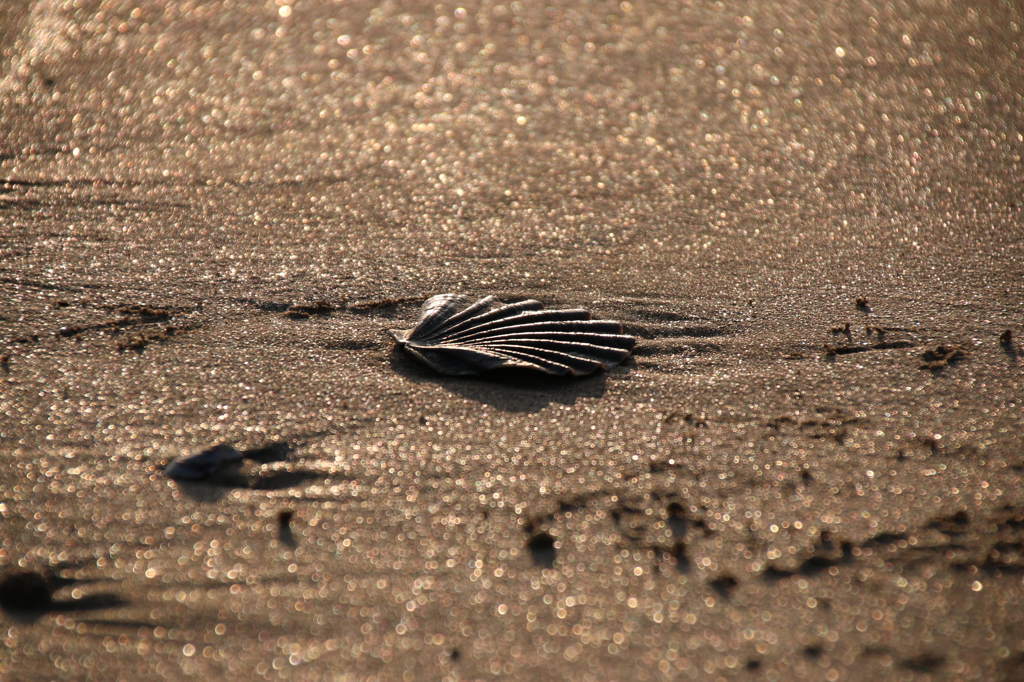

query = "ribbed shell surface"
[[389, 294, 636, 377]]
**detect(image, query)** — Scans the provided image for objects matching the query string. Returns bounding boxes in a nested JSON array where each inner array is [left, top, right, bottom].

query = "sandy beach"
[[2, 0, 1024, 680]]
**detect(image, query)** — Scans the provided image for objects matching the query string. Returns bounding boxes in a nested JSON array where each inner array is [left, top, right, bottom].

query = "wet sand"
[[2, 1, 1024, 680]]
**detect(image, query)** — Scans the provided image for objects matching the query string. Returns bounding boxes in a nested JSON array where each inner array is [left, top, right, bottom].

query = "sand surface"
[[2, 1, 1024, 680]]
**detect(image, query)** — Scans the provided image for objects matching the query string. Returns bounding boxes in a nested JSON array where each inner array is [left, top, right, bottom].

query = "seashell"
[[389, 294, 636, 377], [164, 444, 244, 481]]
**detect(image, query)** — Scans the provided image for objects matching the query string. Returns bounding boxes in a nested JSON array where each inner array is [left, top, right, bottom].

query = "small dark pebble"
[[277, 510, 298, 548], [919, 344, 966, 370], [709, 574, 739, 598], [527, 532, 557, 568], [855, 297, 869, 309], [163, 444, 243, 481], [670, 540, 690, 573], [950, 510, 970, 525], [999, 329, 1013, 346], [0, 571, 53, 613], [901, 653, 945, 673], [803, 645, 823, 660], [666, 501, 689, 537]]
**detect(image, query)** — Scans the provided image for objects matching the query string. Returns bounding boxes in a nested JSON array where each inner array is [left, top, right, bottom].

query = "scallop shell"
[[389, 294, 636, 377]]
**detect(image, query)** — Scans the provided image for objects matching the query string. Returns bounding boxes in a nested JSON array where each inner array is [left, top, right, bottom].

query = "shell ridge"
[[472, 335, 634, 349], [468, 328, 630, 338], [432, 299, 545, 340], [447, 323, 628, 344], [438, 311, 598, 342], [474, 339, 632, 364], [405, 340, 524, 359], [420, 295, 499, 332], [490, 347, 577, 375], [494, 345, 606, 374], [408, 341, 573, 374], [407, 294, 477, 340], [406, 344, 511, 375]]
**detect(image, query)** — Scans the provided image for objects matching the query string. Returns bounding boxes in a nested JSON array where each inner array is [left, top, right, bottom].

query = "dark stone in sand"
[[0, 571, 53, 613]]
